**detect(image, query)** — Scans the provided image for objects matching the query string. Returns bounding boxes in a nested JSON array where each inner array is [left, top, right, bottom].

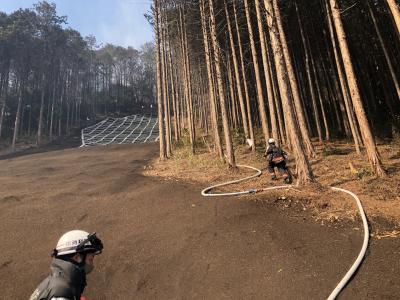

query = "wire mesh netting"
[[80, 115, 159, 147]]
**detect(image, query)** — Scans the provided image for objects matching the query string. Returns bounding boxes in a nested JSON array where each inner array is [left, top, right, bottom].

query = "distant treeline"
[[0, 1, 156, 149]]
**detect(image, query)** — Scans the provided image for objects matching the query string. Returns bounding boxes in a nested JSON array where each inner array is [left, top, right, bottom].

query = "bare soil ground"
[[147, 140, 400, 236], [0, 142, 399, 299]]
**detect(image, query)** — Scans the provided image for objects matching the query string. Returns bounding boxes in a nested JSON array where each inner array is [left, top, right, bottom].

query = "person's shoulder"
[[48, 277, 76, 299]]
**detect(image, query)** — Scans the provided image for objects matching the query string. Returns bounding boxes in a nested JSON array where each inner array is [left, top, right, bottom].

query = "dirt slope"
[[0, 143, 399, 299]]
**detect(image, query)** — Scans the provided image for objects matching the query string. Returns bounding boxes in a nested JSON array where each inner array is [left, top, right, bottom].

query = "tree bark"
[[12, 81, 23, 151], [386, 0, 400, 37], [58, 73, 66, 137], [310, 52, 330, 141], [37, 73, 46, 146], [161, 14, 171, 157], [0, 69, 9, 140], [270, 59, 286, 144], [49, 80, 57, 141], [264, 0, 315, 184], [166, 28, 179, 142], [208, 0, 236, 168], [325, 0, 362, 153], [368, 1, 400, 101], [330, 0, 386, 176], [320, 55, 343, 135], [227, 57, 239, 129], [295, 3, 323, 143], [224, 0, 250, 140], [255, 0, 279, 143], [233, 0, 255, 151], [66, 100, 70, 135], [293, 56, 313, 135], [0, 101, 5, 139], [184, 12, 196, 153], [154, 0, 166, 160], [244, 0, 270, 148], [179, 8, 195, 154], [274, 0, 316, 156]]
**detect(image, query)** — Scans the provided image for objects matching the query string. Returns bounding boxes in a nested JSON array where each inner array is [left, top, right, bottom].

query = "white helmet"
[[52, 230, 103, 257], [268, 138, 276, 145]]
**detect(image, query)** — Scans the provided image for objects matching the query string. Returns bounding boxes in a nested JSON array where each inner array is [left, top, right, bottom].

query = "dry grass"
[[145, 137, 400, 232]]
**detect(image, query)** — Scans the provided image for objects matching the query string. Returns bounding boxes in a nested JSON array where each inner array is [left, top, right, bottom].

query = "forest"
[[0, 1, 399, 298], [153, 0, 400, 184], [0, 1, 156, 150]]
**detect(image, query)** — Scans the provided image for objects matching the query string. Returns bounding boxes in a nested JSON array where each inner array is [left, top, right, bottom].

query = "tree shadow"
[[0, 135, 81, 161]]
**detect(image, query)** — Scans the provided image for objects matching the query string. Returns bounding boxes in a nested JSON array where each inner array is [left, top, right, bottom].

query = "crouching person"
[[29, 230, 103, 300], [264, 138, 292, 184]]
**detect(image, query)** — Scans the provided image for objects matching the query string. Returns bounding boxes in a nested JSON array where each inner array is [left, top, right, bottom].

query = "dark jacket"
[[265, 145, 287, 164], [29, 258, 86, 300]]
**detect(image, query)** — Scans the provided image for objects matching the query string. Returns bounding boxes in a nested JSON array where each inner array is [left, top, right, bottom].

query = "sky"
[[1, 0, 154, 49]]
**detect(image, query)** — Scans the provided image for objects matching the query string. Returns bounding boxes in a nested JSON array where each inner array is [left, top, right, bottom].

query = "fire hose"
[[201, 164, 369, 300]]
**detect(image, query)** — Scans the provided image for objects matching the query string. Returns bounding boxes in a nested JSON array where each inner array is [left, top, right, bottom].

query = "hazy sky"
[[1, 0, 154, 49]]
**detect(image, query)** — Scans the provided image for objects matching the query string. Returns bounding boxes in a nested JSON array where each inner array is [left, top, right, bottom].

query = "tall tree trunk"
[[184, 11, 196, 153], [310, 53, 330, 141], [209, 0, 236, 167], [28, 103, 32, 137], [0, 70, 9, 140], [12, 81, 23, 151], [173, 59, 182, 139], [233, 0, 255, 151], [227, 57, 239, 129], [161, 16, 171, 157], [49, 80, 56, 141], [330, 0, 386, 176], [325, 0, 362, 153], [244, 0, 270, 148], [77, 100, 81, 128], [295, 3, 323, 142], [368, 1, 400, 100], [154, 0, 166, 160], [20, 100, 25, 135], [179, 8, 195, 154], [264, 0, 315, 184], [386, 0, 400, 37], [293, 57, 313, 135], [0, 99, 5, 140], [274, 0, 316, 156], [321, 37, 349, 136], [58, 75, 66, 137], [224, 0, 250, 139], [166, 28, 179, 142], [200, 0, 224, 159], [255, 0, 279, 143], [46, 83, 51, 130], [37, 73, 46, 146], [271, 60, 286, 144], [321, 57, 343, 135], [66, 101, 70, 135]]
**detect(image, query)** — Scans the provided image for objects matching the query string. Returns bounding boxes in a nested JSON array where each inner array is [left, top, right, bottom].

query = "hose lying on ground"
[[201, 165, 369, 300]]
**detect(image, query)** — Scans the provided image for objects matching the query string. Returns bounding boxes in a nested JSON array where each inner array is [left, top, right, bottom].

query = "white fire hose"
[[201, 165, 369, 300]]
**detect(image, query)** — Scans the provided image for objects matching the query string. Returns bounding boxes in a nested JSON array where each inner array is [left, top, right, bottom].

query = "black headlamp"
[[76, 232, 104, 255]]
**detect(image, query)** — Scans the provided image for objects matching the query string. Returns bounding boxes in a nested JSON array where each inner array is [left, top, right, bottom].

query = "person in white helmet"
[[29, 230, 103, 300], [264, 138, 292, 184]]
